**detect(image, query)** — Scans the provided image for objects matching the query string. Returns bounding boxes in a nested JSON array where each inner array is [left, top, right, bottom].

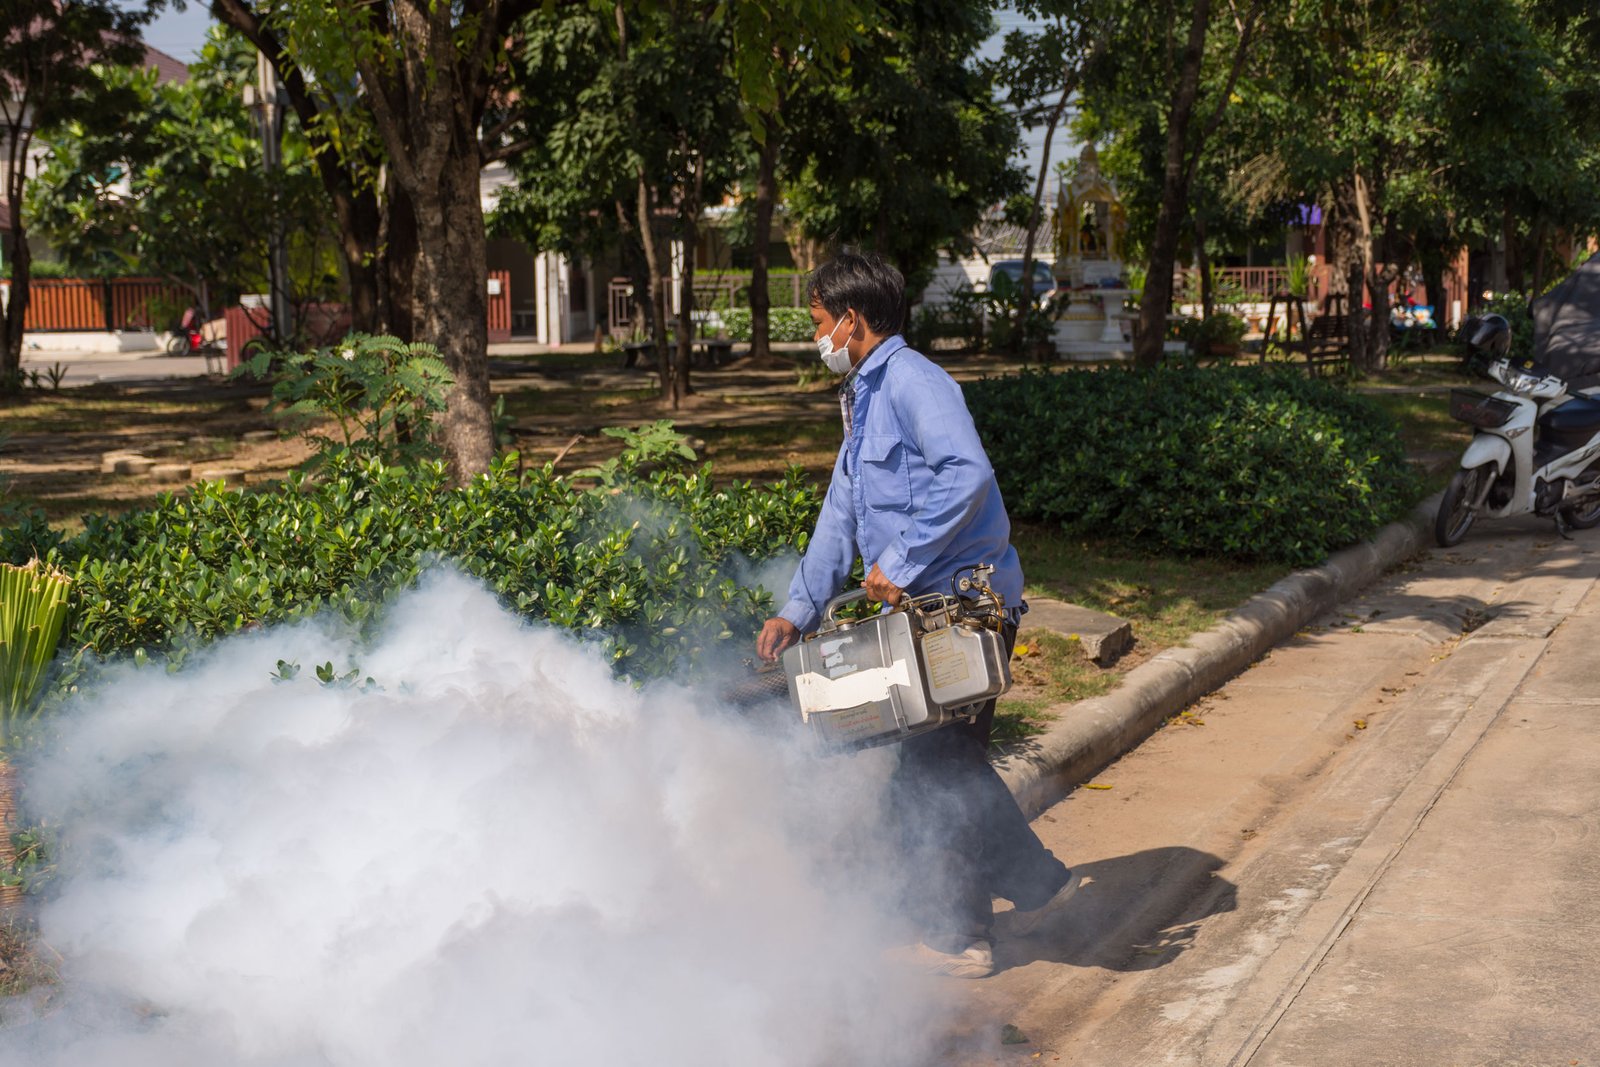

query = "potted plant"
[[1285, 255, 1311, 299], [1180, 312, 1248, 359]]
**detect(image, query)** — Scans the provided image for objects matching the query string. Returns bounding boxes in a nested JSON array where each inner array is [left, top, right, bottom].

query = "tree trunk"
[[1530, 219, 1548, 296], [379, 171, 419, 343], [212, 0, 383, 336], [410, 152, 495, 479], [1134, 0, 1212, 368], [342, 190, 383, 335], [1, 213, 28, 381], [1420, 252, 1446, 335], [0, 758, 20, 909], [1503, 204, 1524, 294], [1015, 75, 1073, 358], [787, 230, 825, 273], [749, 128, 780, 361], [1196, 214, 1214, 319], [1347, 168, 1392, 375], [673, 144, 705, 404], [636, 174, 672, 400]]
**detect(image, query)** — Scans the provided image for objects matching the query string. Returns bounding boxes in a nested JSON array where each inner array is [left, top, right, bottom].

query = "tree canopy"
[[1, 0, 153, 379], [28, 29, 339, 318]]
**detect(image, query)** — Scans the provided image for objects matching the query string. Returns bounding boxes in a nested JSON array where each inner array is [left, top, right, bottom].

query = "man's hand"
[[863, 563, 904, 607], [756, 617, 801, 662]]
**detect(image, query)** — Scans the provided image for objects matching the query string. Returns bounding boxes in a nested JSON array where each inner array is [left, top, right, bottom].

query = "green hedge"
[[721, 307, 815, 343], [968, 367, 1419, 566], [1, 455, 821, 683]]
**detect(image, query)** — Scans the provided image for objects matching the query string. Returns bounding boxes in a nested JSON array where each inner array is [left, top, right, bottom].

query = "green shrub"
[[1475, 292, 1535, 361], [1, 441, 822, 685], [721, 307, 815, 342], [907, 288, 985, 352], [1178, 312, 1248, 354], [238, 333, 454, 469], [968, 367, 1419, 566]]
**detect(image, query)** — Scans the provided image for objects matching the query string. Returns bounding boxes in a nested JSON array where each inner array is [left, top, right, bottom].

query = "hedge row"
[[967, 366, 1419, 566], [720, 307, 816, 343], [1, 455, 821, 684]]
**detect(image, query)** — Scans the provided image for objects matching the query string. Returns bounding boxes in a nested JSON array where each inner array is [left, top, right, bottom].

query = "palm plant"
[[0, 561, 71, 746], [0, 560, 71, 908]]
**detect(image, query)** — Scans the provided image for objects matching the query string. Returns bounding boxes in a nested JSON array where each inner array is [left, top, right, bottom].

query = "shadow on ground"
[[995, 845, 1237, 976]]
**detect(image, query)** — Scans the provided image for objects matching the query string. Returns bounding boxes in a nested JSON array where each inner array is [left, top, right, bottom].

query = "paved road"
[[21, 346, 218, 386], [942, 515, 1600, 1065]]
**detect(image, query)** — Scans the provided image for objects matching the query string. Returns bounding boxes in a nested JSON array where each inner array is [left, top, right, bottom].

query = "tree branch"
[[1184, 0, 1264, 187], [481, 136, 537, 163]]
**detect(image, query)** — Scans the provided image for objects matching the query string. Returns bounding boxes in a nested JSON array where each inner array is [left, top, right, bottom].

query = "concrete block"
[[199, 467, 246, 488], [149, 463, 192, 483], [1021, 596, 1134, 665], [113, 456, 155, 475], [101, 450, 143, 474], [241, 430, 278, 444]]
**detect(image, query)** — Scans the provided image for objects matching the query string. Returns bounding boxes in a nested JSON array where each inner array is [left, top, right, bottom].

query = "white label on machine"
[[921, 627, 971, 691], [793, 660, 912, 720]]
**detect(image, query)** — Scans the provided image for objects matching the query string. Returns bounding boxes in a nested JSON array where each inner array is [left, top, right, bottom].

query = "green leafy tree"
[[1, 0, 151, 380], [783, 0, 1026, 297], [211, 0, 390, 335], [28, 31, 340, 324], [212, 0, 546, 481], [1236, 0, 1600, 372], [721, 0, 874, 361], [1076, 0, 1266, 367], [987, 0, 1116, 350], [496, 4, 747, 406]]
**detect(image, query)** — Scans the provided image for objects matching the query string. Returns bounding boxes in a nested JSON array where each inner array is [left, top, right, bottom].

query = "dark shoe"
[[1009, 869, 1083, 936]]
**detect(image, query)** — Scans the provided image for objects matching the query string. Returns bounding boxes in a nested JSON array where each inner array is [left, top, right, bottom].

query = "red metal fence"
[[487, 270, 511, 343], [14, 277, 193, 331], [1175, 262, 1468, 320]]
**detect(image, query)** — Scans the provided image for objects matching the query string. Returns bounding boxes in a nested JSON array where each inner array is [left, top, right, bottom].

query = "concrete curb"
[[997, 492, 1444, 819]]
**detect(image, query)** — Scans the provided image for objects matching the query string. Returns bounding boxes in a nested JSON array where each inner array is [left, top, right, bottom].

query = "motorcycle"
[[166, 306, 205, 356], [1435, 312, 1600, 546]]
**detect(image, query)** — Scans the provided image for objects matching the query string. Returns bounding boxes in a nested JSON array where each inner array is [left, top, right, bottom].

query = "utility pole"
[[244, 50, 291, 345]]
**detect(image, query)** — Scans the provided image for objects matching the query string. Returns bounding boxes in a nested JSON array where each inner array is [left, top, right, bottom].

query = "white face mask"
[[816, 315, 856, 374]]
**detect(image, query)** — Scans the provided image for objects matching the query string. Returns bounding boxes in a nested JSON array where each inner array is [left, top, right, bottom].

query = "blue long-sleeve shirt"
[[778, 335, 1025, 634]]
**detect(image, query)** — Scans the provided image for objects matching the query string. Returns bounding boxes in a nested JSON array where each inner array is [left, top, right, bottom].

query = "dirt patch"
[[1, 349, 1038, 522]]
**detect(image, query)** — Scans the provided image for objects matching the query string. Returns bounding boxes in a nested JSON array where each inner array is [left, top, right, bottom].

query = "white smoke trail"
[[0, 571, 950, 1065]]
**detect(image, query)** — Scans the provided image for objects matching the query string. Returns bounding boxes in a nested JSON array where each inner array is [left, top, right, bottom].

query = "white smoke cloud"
[[0, 571, 951, 1065]]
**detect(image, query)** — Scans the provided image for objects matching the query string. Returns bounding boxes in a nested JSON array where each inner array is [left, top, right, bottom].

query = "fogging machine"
[[730, 564, 1013, 749]]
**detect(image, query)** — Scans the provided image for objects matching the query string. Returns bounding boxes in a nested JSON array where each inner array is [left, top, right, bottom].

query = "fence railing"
[[606, 272, 809, 335], [6, 277, 194, 331], [1174, 265, 1334, 303]]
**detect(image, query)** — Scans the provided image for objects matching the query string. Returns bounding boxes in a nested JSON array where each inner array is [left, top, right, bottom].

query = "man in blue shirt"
[[756, 253, 1078, 978]]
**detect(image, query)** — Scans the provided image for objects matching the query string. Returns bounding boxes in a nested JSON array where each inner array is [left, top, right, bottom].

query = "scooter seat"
[[1540, 394, 1600, 449]]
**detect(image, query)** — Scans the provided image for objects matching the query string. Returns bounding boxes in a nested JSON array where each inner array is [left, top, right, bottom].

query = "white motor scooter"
[[1436, 314, 1600, 546]]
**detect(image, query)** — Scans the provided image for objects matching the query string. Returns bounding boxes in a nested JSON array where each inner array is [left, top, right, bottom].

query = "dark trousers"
[[887, 624, 1070, 948]]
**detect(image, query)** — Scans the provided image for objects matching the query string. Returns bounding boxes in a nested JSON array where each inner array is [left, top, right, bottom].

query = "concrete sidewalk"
[[947, 516, 1600, 1064], [1234, 553, 1600, 1064]]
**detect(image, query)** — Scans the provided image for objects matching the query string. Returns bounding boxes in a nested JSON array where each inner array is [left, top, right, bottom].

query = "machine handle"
[[821, 587, 873, 626]]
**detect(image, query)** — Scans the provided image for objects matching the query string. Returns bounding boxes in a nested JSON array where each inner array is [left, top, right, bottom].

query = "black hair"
[[807, 252, 907, 335]]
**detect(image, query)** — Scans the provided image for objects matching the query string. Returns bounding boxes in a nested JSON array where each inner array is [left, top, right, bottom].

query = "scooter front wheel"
[[1435, 464, 1492, 547]]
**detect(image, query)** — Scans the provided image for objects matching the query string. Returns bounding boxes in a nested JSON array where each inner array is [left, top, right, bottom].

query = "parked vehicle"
[[1435, 313, 1600, 545], [987, 259, 1058, 308], [166, 306, 204, 356]]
